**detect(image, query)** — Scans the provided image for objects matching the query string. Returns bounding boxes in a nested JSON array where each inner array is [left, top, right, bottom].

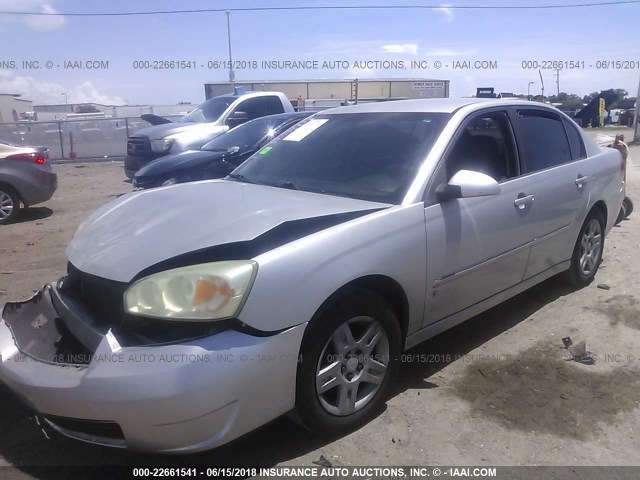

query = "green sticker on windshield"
[[259, 146, 272, 155]]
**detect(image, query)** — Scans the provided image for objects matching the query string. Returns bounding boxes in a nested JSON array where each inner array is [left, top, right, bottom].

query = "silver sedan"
[[0, 99, 624, 452], [0, 140, 58, 225]]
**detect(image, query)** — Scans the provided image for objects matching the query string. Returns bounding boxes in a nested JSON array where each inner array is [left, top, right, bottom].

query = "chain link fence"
[[0, 116, 182, 161]]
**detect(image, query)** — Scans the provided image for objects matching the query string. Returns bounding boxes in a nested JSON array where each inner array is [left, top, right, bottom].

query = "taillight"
[[6, 152, 47, 164]]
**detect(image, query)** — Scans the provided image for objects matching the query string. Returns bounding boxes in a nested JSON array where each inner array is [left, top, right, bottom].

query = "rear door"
[[510, 109, 590, 279]]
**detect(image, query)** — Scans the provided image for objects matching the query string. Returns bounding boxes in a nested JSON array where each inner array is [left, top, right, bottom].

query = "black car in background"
[[132, 112, 312, 189]]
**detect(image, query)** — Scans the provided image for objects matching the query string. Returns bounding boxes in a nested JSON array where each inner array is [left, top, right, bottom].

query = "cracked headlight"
[[124, 261, 257, 321]]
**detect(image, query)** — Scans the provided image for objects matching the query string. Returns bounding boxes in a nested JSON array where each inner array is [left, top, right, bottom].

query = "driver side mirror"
[[226, 111, 249, 128], [436, 169, 500, 202]]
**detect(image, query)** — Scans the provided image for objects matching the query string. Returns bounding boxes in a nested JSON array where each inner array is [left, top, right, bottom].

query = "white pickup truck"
[[124, 91, 294, 178]]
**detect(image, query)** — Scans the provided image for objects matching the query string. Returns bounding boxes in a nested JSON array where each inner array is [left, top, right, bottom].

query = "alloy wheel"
[[315, 316, 390, 416], [0, 191, 14, 220], [579, 218, 602, 276]]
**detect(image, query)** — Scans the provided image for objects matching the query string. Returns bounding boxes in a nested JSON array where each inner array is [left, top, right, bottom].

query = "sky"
[[0, 0, 639, 106]]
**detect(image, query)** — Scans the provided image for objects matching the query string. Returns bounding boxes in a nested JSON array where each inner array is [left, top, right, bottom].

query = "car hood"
[[67, 180, 389, 282], [131, 121, 225, 141], [135, 150, 226, 178]]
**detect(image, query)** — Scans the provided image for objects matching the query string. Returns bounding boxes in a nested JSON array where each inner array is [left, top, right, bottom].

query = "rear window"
[[517, 109, 572, 172], [563, 119, 586, 160], [181, 96, 234, 123]]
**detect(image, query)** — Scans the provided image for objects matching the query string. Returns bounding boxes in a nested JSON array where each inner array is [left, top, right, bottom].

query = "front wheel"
[[295, 289, 401, 434], [565, 211, 605, 287], [161, 177, 178, 187]]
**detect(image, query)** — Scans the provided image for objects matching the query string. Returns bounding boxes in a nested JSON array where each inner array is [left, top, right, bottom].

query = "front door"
[[422, 109, 533, 326]]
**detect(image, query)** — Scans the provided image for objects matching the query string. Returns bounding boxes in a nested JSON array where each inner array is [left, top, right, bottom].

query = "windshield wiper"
[[226, 173, 260, 184]]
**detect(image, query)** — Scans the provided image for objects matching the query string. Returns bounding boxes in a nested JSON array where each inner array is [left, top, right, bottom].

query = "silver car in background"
[[0, 140, 58, 225], [0, 99, 625, 452]]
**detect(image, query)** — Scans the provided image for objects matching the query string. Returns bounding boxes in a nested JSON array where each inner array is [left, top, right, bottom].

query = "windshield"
[[201, 116, 286, 153], [181, 96, 235, 123], [231, 112, 450, 204]]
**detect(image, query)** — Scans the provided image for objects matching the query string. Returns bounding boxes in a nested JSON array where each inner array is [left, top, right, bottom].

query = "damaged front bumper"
[[0, 284, 306, 453]]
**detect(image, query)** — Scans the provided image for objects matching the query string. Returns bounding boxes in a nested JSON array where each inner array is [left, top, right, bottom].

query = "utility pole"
[[225, 11, 235, 89], [634, 74, 640, 143], [527, 81, 534, 99], [554, 69, 560, 97], [539, 70, 544, 103]]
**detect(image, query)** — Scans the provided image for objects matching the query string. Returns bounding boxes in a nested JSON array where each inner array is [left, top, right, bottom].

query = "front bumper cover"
[[0, 285, 306, 453]]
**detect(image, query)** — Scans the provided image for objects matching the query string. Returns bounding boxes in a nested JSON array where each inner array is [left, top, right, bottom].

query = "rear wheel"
[[565, 211, 605, 287], [0, 186, 19, 225], [623, 197, 634, 218], [295, 289, 401, 434]]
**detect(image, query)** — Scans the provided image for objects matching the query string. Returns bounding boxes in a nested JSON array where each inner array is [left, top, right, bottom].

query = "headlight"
[[124, 261, 257, 321], [150, 138, 174, 153]]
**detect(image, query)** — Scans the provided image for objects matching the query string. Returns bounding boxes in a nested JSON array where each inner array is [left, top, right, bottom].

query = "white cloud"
[[71, 81, 125, 105], [380, 43, 419, 55], [435, 4, 454, 22], [0, 70, 124, 105], [0, 1, 67, 31], [424, 48, 478, 57], [24, 3, 66, 31]]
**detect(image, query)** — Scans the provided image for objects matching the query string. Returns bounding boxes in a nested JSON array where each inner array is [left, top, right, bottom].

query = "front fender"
[[238, 204, 427, 334]]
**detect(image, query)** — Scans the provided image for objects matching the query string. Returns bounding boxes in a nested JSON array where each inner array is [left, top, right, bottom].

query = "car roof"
[[323, 98, 555, 114], [240, 111, 312, 125], [217, 91, 286, 99]]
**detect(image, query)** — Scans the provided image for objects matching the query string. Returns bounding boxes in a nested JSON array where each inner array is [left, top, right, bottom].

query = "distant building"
[[204, 79, 450, 104], [0, 94, 34, 123]]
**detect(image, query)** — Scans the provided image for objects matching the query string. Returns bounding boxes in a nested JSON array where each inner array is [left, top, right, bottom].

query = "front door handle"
[[514, 194, 535, 209], [575, 175, 589, 187]]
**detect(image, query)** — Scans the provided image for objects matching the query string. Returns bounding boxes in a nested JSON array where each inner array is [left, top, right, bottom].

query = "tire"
[[565, 210, 605, 288], [0, 185, 20, 225], [623, 197, 634, 218], [295, 288, 401, 435], [615, 202, 627, 225]]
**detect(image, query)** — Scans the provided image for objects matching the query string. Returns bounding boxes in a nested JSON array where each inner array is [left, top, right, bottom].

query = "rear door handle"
[[514, 194, 535, 209], [575, 175, 589, 187]]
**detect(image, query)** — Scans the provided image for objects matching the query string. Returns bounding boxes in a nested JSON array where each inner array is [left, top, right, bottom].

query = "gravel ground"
[[0, 129, 638, 475]]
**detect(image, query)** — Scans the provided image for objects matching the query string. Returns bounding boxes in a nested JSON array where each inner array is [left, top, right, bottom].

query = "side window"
[[444, 111, 518, 182], [233, 96, 284, 121], [517, 110, 572, 172], [234, 98, 264, 120], [262, 96, 286, 115], [563, 119, 586, 160]]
